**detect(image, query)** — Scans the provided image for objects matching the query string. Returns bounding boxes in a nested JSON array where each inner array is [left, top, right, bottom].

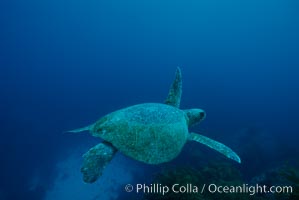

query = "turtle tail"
[[66, 124, 94, 133]]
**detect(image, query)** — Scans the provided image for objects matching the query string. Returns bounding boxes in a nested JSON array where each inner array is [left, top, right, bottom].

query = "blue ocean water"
[[0, 0, 298, 199]]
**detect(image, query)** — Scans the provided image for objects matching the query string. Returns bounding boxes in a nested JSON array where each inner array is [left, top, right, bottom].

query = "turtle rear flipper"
[[81, 142, 117, 183], [188, 132, 241, 163], [66, 124, 94, 133], [165, 67, 182, 108]]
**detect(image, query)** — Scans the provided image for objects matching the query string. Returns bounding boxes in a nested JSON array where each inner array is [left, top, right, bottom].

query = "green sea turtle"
[[68, 67, 241, 183]]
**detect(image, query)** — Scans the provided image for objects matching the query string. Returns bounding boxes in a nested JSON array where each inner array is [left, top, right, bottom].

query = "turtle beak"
[[198, 109, 206, 121]]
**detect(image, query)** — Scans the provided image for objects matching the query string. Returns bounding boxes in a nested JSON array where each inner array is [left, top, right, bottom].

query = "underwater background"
[[0, 0, 299, 199]]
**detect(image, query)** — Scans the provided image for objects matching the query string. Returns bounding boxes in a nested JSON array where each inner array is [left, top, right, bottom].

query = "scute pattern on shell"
[[92, 103, 189, 164], [125, 103, 183, 124]]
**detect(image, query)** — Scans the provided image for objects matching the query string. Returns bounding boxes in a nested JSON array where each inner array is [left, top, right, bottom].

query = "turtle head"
[[184, 108, 206, 126]]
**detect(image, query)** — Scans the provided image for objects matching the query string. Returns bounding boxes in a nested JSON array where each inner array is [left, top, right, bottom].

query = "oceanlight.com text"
[[207, 183, 293, 196]]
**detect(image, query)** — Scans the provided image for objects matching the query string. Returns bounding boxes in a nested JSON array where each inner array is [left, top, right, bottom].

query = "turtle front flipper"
[[81, 142, 117, 183], [165, 67, 182, 108], [188, 132, 241, 163]]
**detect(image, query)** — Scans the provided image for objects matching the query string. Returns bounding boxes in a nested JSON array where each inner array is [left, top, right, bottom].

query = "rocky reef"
[[142, 161, 298, 200]]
